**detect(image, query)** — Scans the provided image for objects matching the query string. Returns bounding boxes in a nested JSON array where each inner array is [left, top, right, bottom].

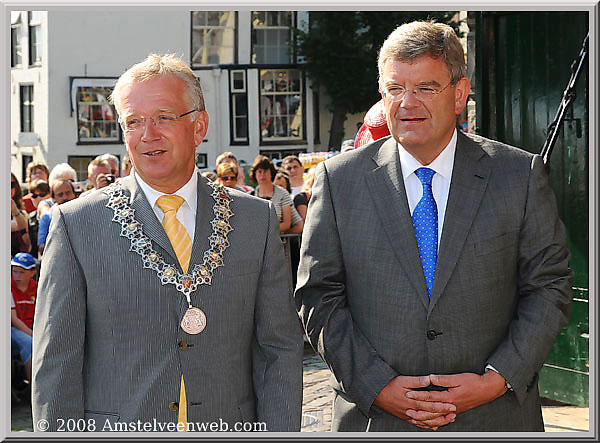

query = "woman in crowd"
[[26, 179, 52, 258], [274, 168, 292, 193], [250, 155, 294, 233], [11, 173, 31, 256], [38, 163, 78, 218], [37, 179, 76, 256], [293, 167, 316, 221], [22, 162, 50, 213], [216, 151, 253, 193], [217, 162, 239, 189]]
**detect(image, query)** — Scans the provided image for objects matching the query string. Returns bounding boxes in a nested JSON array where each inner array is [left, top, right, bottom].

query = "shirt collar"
[[398, 129, 457, 181], [134, 167, 198, 215]]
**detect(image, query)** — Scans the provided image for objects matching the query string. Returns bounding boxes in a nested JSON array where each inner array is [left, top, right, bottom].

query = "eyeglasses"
[[382, 81, 453, 102], [120, 109, 198, 133], [219, 176, 237, 181], [32, 191, 49, 198]]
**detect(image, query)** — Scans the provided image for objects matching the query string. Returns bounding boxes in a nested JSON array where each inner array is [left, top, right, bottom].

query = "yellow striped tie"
[[156, 194, 191, 431], [156, 195, 192, 273]]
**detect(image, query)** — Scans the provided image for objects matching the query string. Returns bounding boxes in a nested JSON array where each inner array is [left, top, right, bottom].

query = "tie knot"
[[156, 194, 185, 213], [415, 167, 435, 186]]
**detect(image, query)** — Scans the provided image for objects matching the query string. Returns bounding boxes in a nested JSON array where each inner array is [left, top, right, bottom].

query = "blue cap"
[[11, 252, 37, 270]]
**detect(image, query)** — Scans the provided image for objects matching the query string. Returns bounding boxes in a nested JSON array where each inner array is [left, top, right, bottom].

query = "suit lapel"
[[189, 174, 214, 273], [120, 174, 179, 267], [365, 137, 430, 310], [429, 132, 490, 313]]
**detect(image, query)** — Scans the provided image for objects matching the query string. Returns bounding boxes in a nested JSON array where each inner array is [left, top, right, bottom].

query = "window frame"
[[20, 84, 34, 133], [251, 11, 296, 65], [28, 11, 42, 67], [229, 69, 249, 145], [258, 67, 307, 146], [21, 154, 33, 185], [67, 155, 98, 182], [195, 153, 208, 169], [190, 11, 238, 68], [11, 13, 22, 68], [70, 77, 122, 145]]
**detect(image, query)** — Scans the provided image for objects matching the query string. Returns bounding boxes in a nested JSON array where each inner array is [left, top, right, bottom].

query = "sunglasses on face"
[[219, 176, 237, 181], [32, 191, 49, 198]]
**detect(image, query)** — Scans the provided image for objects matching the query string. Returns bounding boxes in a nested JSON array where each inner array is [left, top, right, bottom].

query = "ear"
[[454, 77, 471, 115], [194, 110, 209, 146]]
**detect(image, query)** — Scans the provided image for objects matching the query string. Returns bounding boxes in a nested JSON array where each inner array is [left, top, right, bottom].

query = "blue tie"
[[412, 168, 438, 298]]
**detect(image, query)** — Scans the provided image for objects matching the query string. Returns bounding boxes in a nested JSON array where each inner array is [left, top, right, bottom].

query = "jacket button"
[[169, 402, 179, 412], [178, 340, 188, 350], [427, 329, 440, 340]]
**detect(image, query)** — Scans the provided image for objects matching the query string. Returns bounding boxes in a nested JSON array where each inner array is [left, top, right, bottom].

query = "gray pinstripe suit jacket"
[[296, 132, 573, 432], [32, 172, 303, 432]]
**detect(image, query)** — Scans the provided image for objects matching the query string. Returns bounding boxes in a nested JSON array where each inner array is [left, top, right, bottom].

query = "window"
[[68, 155, 96, 182], [191, 11, 236, 66], [230, 70, 248, 144], [196, 153, 208, 169], [11, 12, 22, 67], [252, 11, 294, 64], [20, 85, 34, 133], [21, 155, 33, 184], [259, 69, 304, 143], [259, 149, 306, 161], [76, 86, 119, 143], [28, 11, 42, 66]]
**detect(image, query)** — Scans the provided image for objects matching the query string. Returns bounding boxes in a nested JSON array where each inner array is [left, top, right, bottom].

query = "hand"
[[11, 199, 20, 217], [95, 173, 109, 189], [406, 372, 508, 416], [373, 375, 456, 430]]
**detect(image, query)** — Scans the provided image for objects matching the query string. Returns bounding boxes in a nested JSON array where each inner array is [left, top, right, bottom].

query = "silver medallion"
[[181, 307, 207, 334]]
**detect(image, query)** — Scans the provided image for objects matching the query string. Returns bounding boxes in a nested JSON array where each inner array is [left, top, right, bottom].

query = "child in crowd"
[[11, 253, 38, 382]]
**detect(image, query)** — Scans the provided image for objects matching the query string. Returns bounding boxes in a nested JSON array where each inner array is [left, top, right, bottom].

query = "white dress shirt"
[[134, 168, 199, 241], [398, 129, 457, 248]]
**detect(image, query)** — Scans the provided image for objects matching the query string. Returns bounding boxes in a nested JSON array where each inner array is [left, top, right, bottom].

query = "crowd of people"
[[10, 153, 133, 400]]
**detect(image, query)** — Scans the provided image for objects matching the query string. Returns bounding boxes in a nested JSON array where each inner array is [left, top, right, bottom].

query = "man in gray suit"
[[296, 21, 573, 432], [33, 54, 302, 432]]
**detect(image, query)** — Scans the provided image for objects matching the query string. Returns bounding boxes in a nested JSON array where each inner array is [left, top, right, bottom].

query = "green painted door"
[[474, 11, 589, 405]]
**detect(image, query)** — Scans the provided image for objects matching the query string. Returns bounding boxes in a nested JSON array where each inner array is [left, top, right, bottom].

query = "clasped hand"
[[373, 371, 507, 431]]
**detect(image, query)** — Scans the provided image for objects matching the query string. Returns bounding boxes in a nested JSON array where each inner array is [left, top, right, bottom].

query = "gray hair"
[[97, 153, 119, 170], [109, 53, 205, 117], [49, 163, 77, 186], [378, 21, 466, 86]]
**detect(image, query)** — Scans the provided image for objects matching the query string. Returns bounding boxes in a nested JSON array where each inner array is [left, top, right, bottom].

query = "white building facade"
[[11, 10, 361, 182]]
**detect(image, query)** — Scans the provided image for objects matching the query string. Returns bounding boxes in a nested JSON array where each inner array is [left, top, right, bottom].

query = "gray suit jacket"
[[32, 173, 303, 432], [295, 132, 573, 432]]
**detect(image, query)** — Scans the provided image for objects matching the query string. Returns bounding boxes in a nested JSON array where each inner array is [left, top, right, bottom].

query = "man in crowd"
[[281, 155, 305, 197], [296, 21, 572, 432], [11, 252, 39, 382], [83, 158, 112, 194], [122, 153, 132, 176], [33, 53, 302, 432], [97, 153, 121, 178]]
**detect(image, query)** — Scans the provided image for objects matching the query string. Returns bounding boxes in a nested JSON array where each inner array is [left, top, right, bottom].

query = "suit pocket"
[[474, 230, 519, 256], [83, 410, 120, 432]]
